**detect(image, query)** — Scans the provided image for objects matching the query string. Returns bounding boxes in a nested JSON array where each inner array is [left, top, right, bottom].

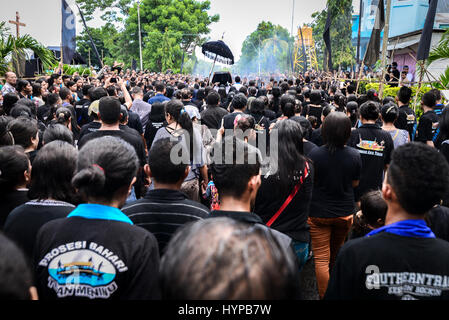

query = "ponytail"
[[166, 100, 195, 162]]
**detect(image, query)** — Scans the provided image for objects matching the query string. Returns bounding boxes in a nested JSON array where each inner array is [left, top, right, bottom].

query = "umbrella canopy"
[[202, 40, 234, 65]]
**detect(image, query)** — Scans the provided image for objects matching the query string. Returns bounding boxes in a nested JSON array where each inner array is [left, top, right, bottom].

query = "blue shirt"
[[366, 219, 435, 239], [148, 93, 170, 105], [68, 203, 133, 225]]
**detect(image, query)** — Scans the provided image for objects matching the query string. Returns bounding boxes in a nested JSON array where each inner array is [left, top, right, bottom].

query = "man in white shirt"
[[403, 65, 414, 83], [233, 76, 243, 90], [1, 72, 17, 95]]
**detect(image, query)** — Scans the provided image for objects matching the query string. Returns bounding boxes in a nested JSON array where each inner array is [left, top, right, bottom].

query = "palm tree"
[[0, 22, 56, 76], [426, 29, 449, 89]]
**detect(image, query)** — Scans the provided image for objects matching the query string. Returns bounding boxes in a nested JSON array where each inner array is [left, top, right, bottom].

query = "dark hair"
[[149, 102, 165, 122], [148, 138, 188, 184], [438, 107, 449, 142], [271, 120, 306, 194], [165, 99, 195, 162], [82, 84, 93, 97], [366, 89, 379, 102], [422, 91, 436, 108], [322, 112, 352, 154], [347, 101, 359, 127], [59, 87, 71, 101], [387, 143, 449, 215], [0, 116, 14, 146], [2, 93, 19, 115], [90, 87, 108, 101], [308, 115, 319, 129], [46, 93, 60, 106], [7, 116, 38, 149], [72, 136, 139, 202], [430, 88, 442, 102], [32, 83, 42, 97], [159, 217, 300, 300], [28, 141, 77, 203], [334, 94, 347, 112], [381, 103, 399, 124], [106, 85, 117, 97], [280, 95, 296, 118], [360, 101, 380, 121], [154, 81, 165, 92], [16, 80, 30, 93], [359, 190, 387, 227], [397, 86, 412, 104], [231, 93, 247, 110], [250, 97, 266, 116], [309, 90, 322, 105], [206, 91, 220, 105], [55, 107, 72, 126], [210, 136, 261, 198], [43, 123, 74, 145], [0, 145, 29, 193], [15, 98, 37, 117], [0, 232, 34, 300], [99, 96, 121, 124]]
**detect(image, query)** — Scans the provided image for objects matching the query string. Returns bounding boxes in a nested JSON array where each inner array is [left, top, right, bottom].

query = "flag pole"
[[379, 0, 392, 99]]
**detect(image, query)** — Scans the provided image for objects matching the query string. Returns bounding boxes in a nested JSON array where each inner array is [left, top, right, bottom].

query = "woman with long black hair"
[[254, 119, 313, 272], [151, 99, 208, 201], [307, 112, 362, 299], [4, 141, 78, 260]]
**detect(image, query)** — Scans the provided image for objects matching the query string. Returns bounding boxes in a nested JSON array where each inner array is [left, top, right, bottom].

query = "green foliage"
[[75, 0, 218, 72], [237, 21, 294, 75], [309, 0, 355, 70], [0, 22, 57, 76]]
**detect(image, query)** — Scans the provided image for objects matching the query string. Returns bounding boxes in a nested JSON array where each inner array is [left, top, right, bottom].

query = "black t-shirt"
[[79, 121, 101, 141], [427, 206, 449, 242], [4, 200, 75, 260], [348, 124, 394, 201], [325, 232, 449, 300], [416, 110, 439, 143], [78, 130, 146, 166], [74, 99, 91, 126], [303, 140, 318, 157], [0, 190, 29, 229], [144, 120, 167, 151], [200, 105, 229, 129], [307, 105, 323, 127], [309, 146, 361, 218], [127, 110, 144, 135], [223, 112, 244, 130], [394, 104, 416, 139], [310, 127, 324, 147], [33, 214, 160, 300], [254, 161, 314, 242]]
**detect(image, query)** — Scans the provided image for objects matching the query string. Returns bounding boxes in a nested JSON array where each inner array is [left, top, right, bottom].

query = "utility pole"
[[137, 1, 143, 71], [356, 0, 363, 70], [379, 0, 392, 99]]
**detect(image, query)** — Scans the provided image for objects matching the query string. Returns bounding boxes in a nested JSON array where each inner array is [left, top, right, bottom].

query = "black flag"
[[417, 0, 439, 61], [323, 7, 333, 70], [363, 0, 385, 66], [61, 0, 76, 64]]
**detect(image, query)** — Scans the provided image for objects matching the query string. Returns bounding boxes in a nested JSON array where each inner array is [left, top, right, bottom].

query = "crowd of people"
[[1, 64, 449, 300]]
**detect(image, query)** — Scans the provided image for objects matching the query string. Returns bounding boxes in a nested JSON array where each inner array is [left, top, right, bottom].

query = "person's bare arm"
[[118, 77, 132, 109]]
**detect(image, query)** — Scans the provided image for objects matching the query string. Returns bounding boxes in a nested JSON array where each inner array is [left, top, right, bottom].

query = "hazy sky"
[[0, 0, 359, 62]]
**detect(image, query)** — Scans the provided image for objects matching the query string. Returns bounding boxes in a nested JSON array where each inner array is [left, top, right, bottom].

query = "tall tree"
[[238, 21, 294, 75], [309, 0, 355, 70]]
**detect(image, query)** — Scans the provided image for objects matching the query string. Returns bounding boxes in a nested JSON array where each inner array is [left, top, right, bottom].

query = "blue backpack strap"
[[433, 127, 441, 143], [411, 123, 418, 141]]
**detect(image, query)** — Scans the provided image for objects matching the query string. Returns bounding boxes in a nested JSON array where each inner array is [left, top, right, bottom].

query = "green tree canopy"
[[237, 21, 294, 75], [76, 0, 219, 72]]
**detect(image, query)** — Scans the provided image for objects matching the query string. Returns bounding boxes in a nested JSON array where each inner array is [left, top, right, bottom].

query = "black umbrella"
[[201, 40, 235, 65], [202, 38, 234, 85]]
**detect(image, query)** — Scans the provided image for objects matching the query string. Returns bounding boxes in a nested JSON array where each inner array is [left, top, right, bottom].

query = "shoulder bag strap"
[[266, 162, 310, 227]]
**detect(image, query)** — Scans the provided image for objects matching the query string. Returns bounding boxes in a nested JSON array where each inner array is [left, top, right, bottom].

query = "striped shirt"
[[122, 189, 209, 255]]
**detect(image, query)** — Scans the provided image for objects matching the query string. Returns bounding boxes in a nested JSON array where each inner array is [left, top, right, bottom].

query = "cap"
[[88, 100, 100, 117]]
